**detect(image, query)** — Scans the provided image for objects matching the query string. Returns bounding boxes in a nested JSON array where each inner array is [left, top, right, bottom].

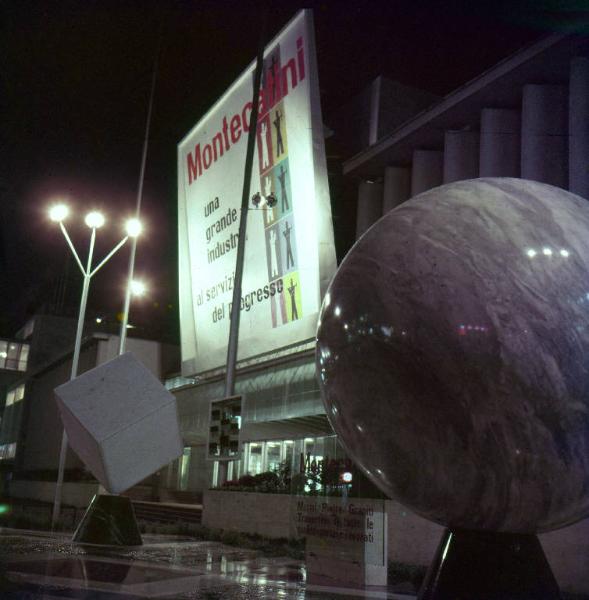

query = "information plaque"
[[291, 496, 387, 588]]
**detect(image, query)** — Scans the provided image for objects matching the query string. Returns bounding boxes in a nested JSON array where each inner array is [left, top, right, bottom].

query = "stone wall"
[[10, 480, 99, 508], [203, 490, 292, 538]]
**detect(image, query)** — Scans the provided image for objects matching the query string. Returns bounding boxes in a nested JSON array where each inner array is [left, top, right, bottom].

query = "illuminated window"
[[18, 345, 29, 371], [228, 459, 241, 480], [212, 460, 219, 487], [0, 340, 29, 372], [266, 442, 282, 472], [240, 439, 296, 477], [284, 440, 294, 471], [5, 389, 16, 407], [247, 443, 264, 475], [5, 384, 25, 407], [0, 443, 16, 460], [178, 447, 191, 491], [6, 344, 19, 369], [16, 384, 25, 402], [303, 437, 324, 493]]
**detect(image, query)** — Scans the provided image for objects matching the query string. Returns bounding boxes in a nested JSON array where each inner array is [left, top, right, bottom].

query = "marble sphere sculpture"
[[316, 178, 589, 533]]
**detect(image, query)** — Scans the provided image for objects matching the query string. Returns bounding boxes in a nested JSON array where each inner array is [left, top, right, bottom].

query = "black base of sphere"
[[73, 494, 142, 546], [418, 528, 561, 600]]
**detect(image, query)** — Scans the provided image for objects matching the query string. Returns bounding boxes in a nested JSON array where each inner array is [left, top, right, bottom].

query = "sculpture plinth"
[[419, 529, 560, 599], [73, 494, 142, 547]]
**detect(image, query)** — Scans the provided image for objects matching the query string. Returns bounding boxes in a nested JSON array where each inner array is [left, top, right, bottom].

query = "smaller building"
[[0, 334, 30, 467], [0, 314, 179, 506]]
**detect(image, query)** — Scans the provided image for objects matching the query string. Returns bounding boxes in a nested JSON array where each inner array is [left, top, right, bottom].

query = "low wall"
[[203, 490, 589, 595], [9, 480, 99, 508], [202, 490, 441, 562], [203, 490, 292, 538]]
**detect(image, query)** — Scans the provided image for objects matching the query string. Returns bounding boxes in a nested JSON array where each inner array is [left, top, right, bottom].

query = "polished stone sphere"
[[317, 178, 589, 533]]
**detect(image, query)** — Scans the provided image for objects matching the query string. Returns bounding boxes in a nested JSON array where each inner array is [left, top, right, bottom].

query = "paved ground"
[[0, 528, 415, 599]]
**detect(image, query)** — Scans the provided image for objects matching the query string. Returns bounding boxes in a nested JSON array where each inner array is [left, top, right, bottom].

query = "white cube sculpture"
[[54, 352, 183, 494]]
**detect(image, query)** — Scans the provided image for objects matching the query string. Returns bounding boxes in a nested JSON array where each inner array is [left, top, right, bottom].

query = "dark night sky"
[[2, 0, 575, 340]]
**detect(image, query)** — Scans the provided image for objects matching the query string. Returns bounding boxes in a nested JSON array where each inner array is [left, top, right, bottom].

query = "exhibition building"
[[160, 27, 589, 591], [167, 27, 589, 499], [2, 11, 589, 594]]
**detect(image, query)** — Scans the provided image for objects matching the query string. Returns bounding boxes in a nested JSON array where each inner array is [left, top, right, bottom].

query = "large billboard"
[[178, 10, 336, 376]]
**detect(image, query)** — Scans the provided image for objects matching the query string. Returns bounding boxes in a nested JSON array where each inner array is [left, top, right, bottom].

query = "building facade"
[[170, 31, 589, 497], [165, 31, 589, 594]]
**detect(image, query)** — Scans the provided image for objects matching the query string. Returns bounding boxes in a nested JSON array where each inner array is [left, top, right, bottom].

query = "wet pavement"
[[0, 528, 416, 599]]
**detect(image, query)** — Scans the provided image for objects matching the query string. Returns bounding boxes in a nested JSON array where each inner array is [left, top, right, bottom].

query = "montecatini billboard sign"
[[178, 10, 336, 376]]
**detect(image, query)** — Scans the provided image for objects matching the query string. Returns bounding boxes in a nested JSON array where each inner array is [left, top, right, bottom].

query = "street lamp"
[[49, 204, 70, 223], [49, 203, 141, 529], [125, 217, 143, 238], [118, 220, 146, 354], [85, 211, 106, 229], [129, 279, 147, 297]]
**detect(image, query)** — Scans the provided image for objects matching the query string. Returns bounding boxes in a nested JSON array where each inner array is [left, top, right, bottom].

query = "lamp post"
[[118, 219, 144, 354], [93, 276, 147, 499], [48, 203, 141, 529]]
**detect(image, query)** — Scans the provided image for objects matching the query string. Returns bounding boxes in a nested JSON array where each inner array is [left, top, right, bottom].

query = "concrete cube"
[[54, 352, 183, 494]]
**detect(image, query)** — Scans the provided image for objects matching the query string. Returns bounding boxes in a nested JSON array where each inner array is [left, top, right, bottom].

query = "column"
[[521, 84, 568, 188], [383, 166, 411, 213], [411, 150, 443, 197], [443, 129, 480, 183], [479, 108, 521, 177], [356, 181, 383, 240], [369, 76, 382, 146], [569, 57, 589, 198]]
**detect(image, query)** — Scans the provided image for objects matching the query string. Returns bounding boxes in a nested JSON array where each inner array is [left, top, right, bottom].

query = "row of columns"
[[356, 56, 589, 240]]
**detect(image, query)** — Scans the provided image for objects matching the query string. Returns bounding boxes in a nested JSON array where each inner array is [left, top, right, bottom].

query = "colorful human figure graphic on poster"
[[261, 121, 270, 169], [273, 110, 285, 157], [264, 176, 275, 224], [269, 229, 279, 277], [283, 221, 295, 269], [278, 164, 289, 212], [264, 175, 272, 197], [273, 226, 281, 271], [288, 278, 299, 320], [268, 55, 278, 104]]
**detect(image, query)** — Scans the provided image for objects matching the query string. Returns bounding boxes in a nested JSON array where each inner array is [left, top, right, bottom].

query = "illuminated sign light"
[[340, 471, 353, 484]]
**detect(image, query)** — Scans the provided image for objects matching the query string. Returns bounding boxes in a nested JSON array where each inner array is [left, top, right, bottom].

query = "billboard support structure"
[[219, 16, 267, 484], [224, 16, 267, 398]]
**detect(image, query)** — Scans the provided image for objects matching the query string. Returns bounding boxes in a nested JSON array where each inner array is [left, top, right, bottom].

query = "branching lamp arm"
[[59, 222, 86, 276], [90, 236, 129, 278]]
